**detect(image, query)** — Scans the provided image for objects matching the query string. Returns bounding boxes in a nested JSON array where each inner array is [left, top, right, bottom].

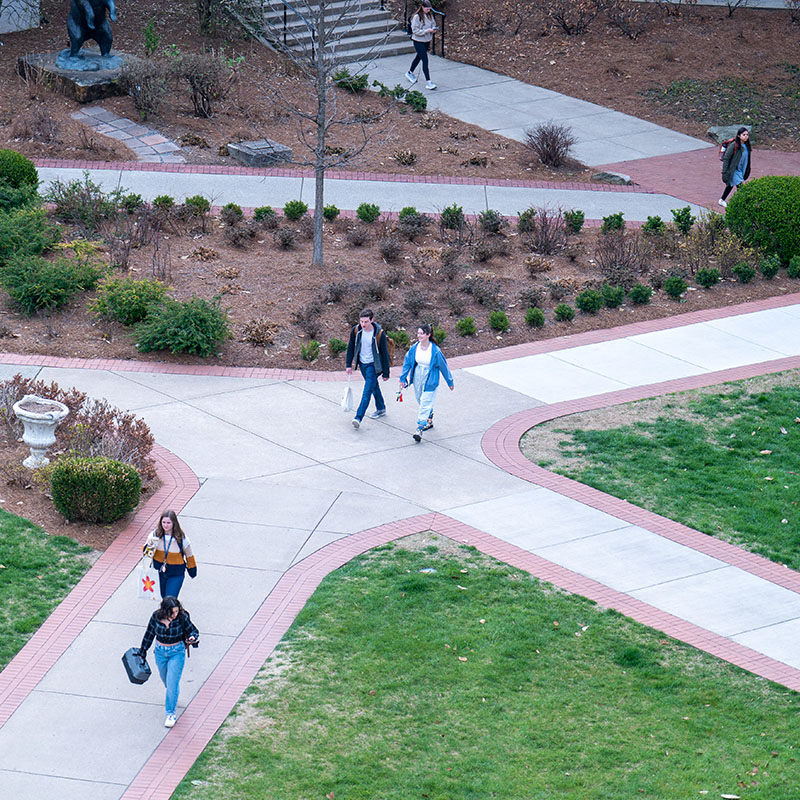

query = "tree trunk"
[[312, 1, 327, 267]]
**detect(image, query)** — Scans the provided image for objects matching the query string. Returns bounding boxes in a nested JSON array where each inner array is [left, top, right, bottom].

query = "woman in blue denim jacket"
[[399, 323, 454, 442]]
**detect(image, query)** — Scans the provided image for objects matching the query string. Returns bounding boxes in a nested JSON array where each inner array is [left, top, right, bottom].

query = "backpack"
[[718, 138, 736, 161], [352, 325, 395, 367]]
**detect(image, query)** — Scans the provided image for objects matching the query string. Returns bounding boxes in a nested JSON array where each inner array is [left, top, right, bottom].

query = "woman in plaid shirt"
[[140, 596, 199, 727]]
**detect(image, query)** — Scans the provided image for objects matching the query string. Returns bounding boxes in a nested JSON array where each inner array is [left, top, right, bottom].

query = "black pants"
[[721, 183, 736, 201], [410, 40, 430, 81]]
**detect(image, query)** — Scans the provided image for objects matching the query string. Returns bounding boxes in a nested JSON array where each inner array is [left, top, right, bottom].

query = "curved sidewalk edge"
[[0, 444, 199, 729], [122, 512, 800, 800], [4, 290, 800, 380]]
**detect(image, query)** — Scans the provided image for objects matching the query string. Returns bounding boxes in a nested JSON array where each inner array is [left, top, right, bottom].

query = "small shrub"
[[254, 205, 276, 222], [594, 230, 649, 290], [45, 173, 120, 236], [441, 203, 466, 231], [0, 149, 37, 188], [546, 278, 577, 302], [472, 241, 496, 263], [575, 288, 603, 314], [223, 223, 256, 248], [525, 306, 545, 328], [517, 207, 536, 234], [243, 318, 278, 347], [461, 273, 504, 309], [283, 200, 309, 221], [384, 264, 404, 287], [671, 206, 696, 236], [220, 202, 243, 225], [455, 316, 477, 336], [169, 50, 225, 118], [134, 295, 230, 357], [489, 309, 510, 332], [292, 301, 324, 339], [524, 121, 576, 167], [0, 181, 39, 213], [404, 288, 428, 316], [333, 68, 368, 93], [788, 255, 800, 279], [726, 175, 800, 264], [328, 337, 347, 356], [628, 283, 652, 305], [663, 275, 688, 299], [0, 209, 60, 266], [520, 208, 568, 255], [601, 212, 625, 234], [388, 329, 411, 350], [601, 284, 626, 308], [405, 89, 427, 112], [732, 261, 757, 284], [274, 227, 298, 250], [519, 286, 546, 308], [51, 456, 141, 523], [356, 202, 381, 224], [760, 254, 781, 280], [152, 194, 175, 211], [325, 281, 349, 303], [433, 325, 447, 344], [394, 149, 417, 166], [397, 212, 431, 240], [642, 215, 666, 235], [118, 59, 169, 120], [300, 339, 320, 361], [183, 194, 211, 217], [379, 236, 403, 261], [695, 267, 721, 289], [564, 209, 584, 234], [478, 209, 506, 234], [398, 206, 418, 220], [91, 276, 167, 325], [322, 204, 340, 222], [345, 225, 371, 248], [554, 303, 575, 322]]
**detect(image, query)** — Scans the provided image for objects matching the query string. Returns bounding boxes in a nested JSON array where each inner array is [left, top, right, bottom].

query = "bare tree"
[[225, 0, 397, 266]]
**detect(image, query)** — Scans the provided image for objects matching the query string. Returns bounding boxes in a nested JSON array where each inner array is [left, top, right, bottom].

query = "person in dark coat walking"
[[345, 308, 392, 429], [719, 127, 752, 208]]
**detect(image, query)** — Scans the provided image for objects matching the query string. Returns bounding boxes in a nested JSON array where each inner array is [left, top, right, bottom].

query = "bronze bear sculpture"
[[66, 0, 117, 58]]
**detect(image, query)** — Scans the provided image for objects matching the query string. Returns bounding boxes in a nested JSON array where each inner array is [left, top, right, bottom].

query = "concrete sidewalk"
[[2, 296, 800, 797]]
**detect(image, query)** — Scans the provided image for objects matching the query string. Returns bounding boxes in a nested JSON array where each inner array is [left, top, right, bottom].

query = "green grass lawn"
[[175, 536, 800, 800], [524, 374, 800, 570], [0, 508, 93, 669]]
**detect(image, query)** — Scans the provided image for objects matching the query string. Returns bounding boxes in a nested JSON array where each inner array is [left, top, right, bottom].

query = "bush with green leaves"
[[695, 267, 720, 288], [517, 207, 536, 234], [120, 193, 145, 213], [283, 200, 308, 221], [564, 209, 584, 233], [788, 255, 800, 279], [183, 194, 210, 217], [760, 254, 781, 280], [525, 306, 545, 328], [0, 254, 103, 315], [671, 206, 696, 235], [455, 316, 477, 336], [0, 149, 37, 190], [45, 174, 121, 236], [333, 68, 369, 93], [91, 276, 168, 325], [134, 295, 230, 357], [300, 339, 320, 361], [323, 204, 340, 222], [0, 209, 60, 266], [478, 209, 506, 234], [398, 206, 418, 220], [441, 203, 465, 230], [433, 325, 447, 344], [489, 309, 510, 332], [51, 456, 141, 523], [152, 194, 175, 211], [254, 206, 275, 222], [726, 176, 800, 264], [554, 303, 575, 322], [642, 215, 666, 235], [575, 288, 603, 314], [732, 261, 757, 284], [388, 329, 411, 350], [601, 284, 626, 308], [328, 337, 347, 356], [663, 275, 688, 299], [356, 202, 381, 224], [405, 90, 427, 112], [601, 212, 625, 234], [0, 180, 39, 213], [220, 202, 243, 225], [628, 283, 653, 305]]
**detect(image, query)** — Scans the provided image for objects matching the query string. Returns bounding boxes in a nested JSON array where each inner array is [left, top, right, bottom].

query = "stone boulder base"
[[707, 125, 753, 145], [227, 139, 293, 168]]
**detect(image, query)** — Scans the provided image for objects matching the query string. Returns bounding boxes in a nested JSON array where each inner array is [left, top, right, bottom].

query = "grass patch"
[[176, 535, 800, 799], [522, 372, 800, 569], [0, 508, 93, 669]]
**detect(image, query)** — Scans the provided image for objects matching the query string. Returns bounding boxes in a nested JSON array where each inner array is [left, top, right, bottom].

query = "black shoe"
[[412, 428, 423, 443]]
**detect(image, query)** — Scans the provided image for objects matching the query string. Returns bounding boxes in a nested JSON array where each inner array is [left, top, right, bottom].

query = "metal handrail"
[[403, 1, 446, 58], [282, 0, 316, 57]]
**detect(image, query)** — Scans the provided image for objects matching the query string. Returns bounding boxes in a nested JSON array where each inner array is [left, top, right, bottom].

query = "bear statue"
[[56, 0, 120, 70]]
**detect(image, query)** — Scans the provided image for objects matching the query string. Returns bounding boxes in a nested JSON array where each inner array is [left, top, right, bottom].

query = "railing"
[[403, 0, 446, 58], [282, 0, 316, 56]]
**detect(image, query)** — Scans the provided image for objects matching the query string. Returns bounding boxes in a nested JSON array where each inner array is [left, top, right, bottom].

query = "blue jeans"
[[158, 571, 185, 599], [154, 643, 185, 716], [356, 362, 385, 421]]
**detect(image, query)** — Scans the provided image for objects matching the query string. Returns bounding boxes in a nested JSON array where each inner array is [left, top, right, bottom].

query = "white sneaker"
[[405, 71, 417, 84], [425, 80, 437, 90], [718, 199, 727, 208], [352, 418, 360, 429], [164, 714, 176, 728]]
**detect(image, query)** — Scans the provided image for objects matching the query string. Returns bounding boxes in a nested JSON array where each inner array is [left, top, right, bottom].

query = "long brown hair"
[[155, 596, 185, 622], [155, 509, 186, 542], [415, 1, 433, 19]]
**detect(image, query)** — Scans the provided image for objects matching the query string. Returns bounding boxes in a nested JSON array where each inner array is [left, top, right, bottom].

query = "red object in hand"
[[396, 390, 403, 402]]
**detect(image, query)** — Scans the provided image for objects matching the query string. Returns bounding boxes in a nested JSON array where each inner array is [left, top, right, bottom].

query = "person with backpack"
[[719, 127, 752, 208], [399, 323, 454, 443], [405, 0, 438, 90], [345, 308, 392, 429], [144, 510, 198, 599]]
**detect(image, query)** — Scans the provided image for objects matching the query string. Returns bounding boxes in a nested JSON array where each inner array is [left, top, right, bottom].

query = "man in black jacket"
[[345, 308, 391, 429]]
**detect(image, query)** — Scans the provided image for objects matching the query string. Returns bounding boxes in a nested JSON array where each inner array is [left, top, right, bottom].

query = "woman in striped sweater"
[[145, 510, 198, 599]]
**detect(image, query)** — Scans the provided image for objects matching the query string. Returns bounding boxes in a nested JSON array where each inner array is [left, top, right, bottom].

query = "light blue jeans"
[[154, 642, 185, 716], [413, 365, 437, 428]]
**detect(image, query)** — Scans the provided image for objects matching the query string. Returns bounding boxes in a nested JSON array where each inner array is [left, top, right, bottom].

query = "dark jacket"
[[722, 140, 751, 186], [140, 609, 199, 653], [345, 322, 391, 379]]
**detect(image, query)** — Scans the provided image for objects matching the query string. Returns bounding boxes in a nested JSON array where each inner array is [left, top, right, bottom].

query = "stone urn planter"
[[12, 394, 70, 468]]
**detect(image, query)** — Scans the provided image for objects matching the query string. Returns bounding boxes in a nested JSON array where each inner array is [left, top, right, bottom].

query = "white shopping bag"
[[137, 557, 159, 601], [341, 377, 353, 412]]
